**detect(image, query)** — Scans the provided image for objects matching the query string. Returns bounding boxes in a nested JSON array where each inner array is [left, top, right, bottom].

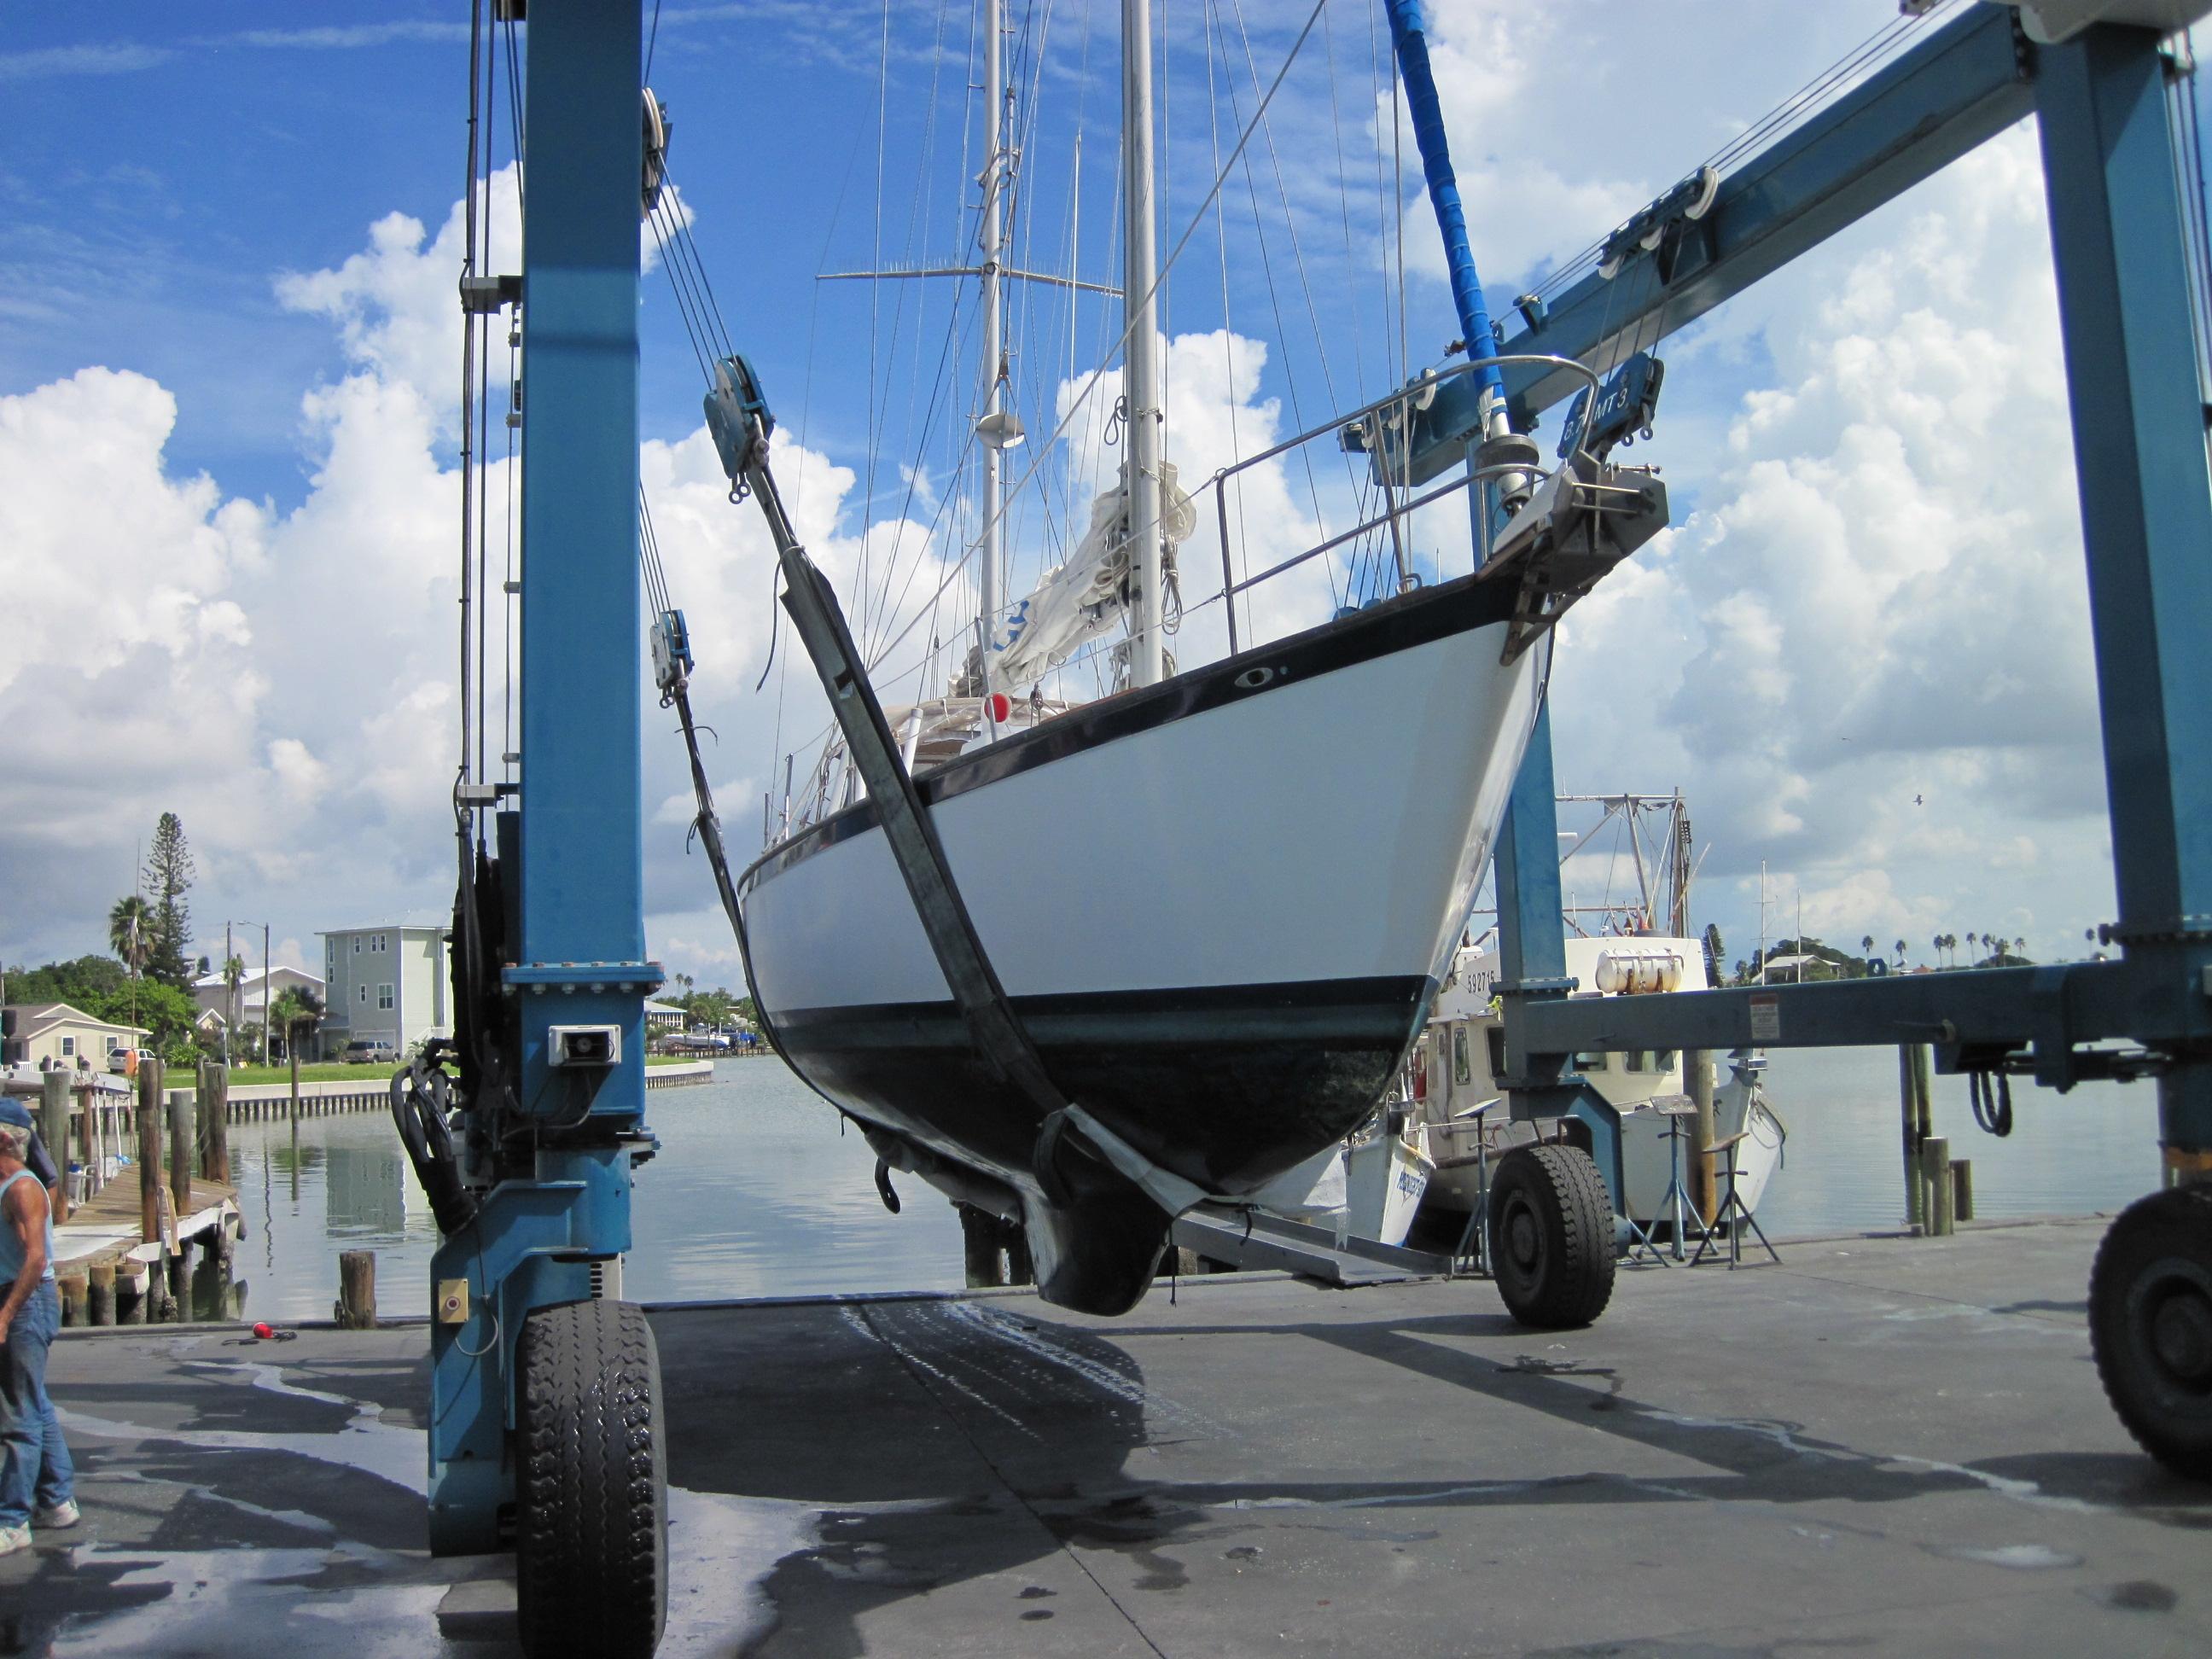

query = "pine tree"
[[143, 812, 195, 987]]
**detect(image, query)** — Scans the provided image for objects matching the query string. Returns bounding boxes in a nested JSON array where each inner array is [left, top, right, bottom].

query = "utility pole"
[[224, 919, 234, 1063]]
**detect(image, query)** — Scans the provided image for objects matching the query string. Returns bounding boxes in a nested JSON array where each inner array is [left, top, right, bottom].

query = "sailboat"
[[729, 2, 1668, 1315]]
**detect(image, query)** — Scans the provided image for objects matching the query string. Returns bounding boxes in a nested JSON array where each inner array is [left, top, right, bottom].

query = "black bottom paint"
[[774, 975, 1435, 1315]]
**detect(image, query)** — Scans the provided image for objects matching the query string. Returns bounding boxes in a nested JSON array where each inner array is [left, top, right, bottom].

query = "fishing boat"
[[731, 3, 1667, 1314]]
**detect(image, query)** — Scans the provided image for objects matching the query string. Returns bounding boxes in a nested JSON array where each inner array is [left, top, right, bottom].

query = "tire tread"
[[1488, 1141, 1617, 1330], [516, 1298, 669, 1658]]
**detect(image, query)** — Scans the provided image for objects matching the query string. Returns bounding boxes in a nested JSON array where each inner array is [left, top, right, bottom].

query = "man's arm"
[[0, 1178, 49, 1338]]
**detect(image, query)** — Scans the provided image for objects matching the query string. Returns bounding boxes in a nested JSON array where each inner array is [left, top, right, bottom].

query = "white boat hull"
[[737, 574, 1544, 1305]]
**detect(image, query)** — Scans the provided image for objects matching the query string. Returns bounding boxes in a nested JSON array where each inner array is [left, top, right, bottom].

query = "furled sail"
[[987, 461, 1196, 693]]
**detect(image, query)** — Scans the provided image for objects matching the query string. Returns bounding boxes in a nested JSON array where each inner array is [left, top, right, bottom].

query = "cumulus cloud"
[[1543, 130, 2113, 962]]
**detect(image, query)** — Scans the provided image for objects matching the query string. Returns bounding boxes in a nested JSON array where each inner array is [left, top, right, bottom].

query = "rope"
[[1969, 1068, 2013, 1138]]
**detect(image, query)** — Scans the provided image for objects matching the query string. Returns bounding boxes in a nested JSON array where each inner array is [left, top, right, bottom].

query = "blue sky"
[[0, 1, 2174, 987]]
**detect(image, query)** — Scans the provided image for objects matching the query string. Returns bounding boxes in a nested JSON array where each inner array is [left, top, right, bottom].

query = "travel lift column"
[[427, 4, 670, 1657]]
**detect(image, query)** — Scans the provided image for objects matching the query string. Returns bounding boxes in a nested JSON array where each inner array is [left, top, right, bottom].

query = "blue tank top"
[[0, 1168, 55, 1285]]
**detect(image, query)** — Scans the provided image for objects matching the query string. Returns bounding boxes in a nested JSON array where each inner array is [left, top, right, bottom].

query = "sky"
[[0, 0, 2181, 990]]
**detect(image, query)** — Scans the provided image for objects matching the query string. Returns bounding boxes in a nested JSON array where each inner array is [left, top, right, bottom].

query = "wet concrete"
[[7, 1215, 2209, 1656]]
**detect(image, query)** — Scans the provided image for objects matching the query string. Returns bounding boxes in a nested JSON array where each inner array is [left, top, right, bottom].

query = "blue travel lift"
[[405, 4, 2212, 1655]]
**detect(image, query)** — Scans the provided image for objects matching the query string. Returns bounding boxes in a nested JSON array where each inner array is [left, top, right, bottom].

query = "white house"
[[191, 964, 325, 1029], [2, 1003, 151, 1070], [318, 926, 451, 1059]]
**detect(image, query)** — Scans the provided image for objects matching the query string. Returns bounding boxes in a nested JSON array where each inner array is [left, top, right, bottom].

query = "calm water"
[[224, 1051, 2164, 1320]]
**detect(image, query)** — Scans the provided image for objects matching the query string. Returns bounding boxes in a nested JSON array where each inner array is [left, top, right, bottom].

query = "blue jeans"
[[0, 1281, 73, 1528]]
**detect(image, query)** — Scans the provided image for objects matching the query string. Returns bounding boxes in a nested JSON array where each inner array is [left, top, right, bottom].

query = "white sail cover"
[[989, 461, 1196, 692]]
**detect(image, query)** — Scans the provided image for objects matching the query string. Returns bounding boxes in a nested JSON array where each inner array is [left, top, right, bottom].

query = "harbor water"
[[219, 1051, 2164, 1321]]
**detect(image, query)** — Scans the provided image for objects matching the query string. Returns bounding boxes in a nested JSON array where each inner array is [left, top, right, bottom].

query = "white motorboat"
[[1412, 932, 1788, 1234]]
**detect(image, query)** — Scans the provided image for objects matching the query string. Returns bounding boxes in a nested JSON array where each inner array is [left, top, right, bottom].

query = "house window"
[[378, 984, 394, 1010], [60, 1037, 75, 1057], [106, 1036, 120, 1053], [374, 934, 387, 952], [353, 938, 361, 955], [359, 985, 369, 1004]]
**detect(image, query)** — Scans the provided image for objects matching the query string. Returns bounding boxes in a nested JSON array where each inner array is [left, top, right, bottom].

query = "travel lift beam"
[[1462, 1, 2212, 1481]]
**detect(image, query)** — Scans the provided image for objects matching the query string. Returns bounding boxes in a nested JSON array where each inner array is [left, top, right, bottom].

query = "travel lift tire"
[[1488, 1142, 1618, 1330], [2089, 1183, 2212, 1481], [515, 1299, 670, 1659]]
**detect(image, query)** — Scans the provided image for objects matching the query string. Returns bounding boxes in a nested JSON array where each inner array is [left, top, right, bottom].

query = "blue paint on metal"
[[1483, 18, 2212, 1173], [1493, 698, 1575, 1116], [1393, 2, 2029, 483], [429, 0, 651, 1549], [427, 1153, 627, 1554], [1383, 0, 1503, 401], [2036, 25, 2212, 1155]]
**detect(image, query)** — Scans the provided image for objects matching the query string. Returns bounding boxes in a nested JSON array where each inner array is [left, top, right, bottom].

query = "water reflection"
[[224, 1062, 968, 1320], [218, 1050, 2171, 1321]]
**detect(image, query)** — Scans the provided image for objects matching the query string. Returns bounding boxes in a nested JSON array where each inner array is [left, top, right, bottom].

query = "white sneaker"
[[32, 1500, 78, 1529], [0, 1523, 29, 1557]]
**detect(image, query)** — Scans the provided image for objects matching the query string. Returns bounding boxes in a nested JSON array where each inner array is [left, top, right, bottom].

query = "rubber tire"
[[1487, 1142, 1617, 1330], [516, 1299, 669, 1658], [2089, 1185, 2212, 1481]]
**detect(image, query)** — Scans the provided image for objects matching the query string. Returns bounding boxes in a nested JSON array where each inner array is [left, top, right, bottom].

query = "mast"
[[979, 0, 1008, 731], [1121, 0, 1166, 687]]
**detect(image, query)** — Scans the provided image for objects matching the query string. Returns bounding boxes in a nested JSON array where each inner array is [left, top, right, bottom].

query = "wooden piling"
[[1922, 1135, 1955, 1237], [168, 1088, 194, 1219], [198, 1060, 230, 1183], [38, 1071, 71, 1223], [58, 1272, 89, 1328], [1685, 1049, 1717, 1224], [336, 1249, 378, 1330], [118, 1264, 147, 1325], [1901, 1045, 1938, 1230], [138, 1058, 165, 1243], [88, 1261, 116, 1326], [1952, 1157, 1975, 1224]]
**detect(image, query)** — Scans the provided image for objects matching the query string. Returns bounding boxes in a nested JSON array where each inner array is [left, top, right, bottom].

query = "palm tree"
[[269, 987, 324, 1118], [1861, 934, 1875, 962], [1894, 938, 1908, 968], [109, 894, 154, 975], [221, 954, 246, 1060]]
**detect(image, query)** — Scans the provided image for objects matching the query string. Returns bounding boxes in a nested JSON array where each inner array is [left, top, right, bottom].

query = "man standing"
[[0, 1109, 75, 1556]]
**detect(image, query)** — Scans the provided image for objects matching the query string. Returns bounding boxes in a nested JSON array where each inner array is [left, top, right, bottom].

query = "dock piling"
[[1685, 1048, 1717, 1224], [39, 1072, 71, 1224], [167, 1088, 194, 1218], [58, 1272, 88, 1328], [138, 1058, 164, 1243], [1922, 1134, 1955, 1237], [1952, 1157, 1975, 1223], [1900, 1045, 1934, 1229], [88, 1262, 116, 1326], [197, 1060, 230, 1184], [336, 1249, 378, 1330]]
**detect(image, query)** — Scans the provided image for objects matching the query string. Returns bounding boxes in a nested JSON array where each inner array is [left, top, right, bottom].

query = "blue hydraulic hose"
[[1383, 0, 1503, 406]]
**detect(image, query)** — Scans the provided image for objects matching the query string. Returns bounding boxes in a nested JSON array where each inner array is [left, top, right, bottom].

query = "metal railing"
[[1207, 353, 1605, 654]]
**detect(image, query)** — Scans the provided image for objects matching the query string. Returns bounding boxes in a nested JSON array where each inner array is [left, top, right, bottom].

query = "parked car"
[[106, 1046, 154, 1076], [342, 1039, 399, 1066]]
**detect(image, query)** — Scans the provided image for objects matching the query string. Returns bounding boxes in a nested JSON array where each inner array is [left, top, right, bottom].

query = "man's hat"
[[0, 1098, 34, 1131]]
